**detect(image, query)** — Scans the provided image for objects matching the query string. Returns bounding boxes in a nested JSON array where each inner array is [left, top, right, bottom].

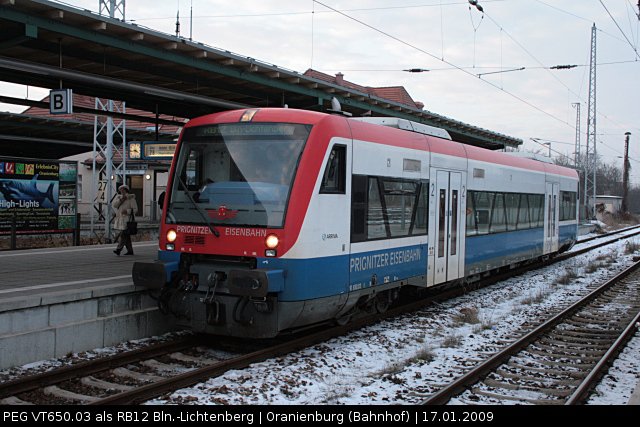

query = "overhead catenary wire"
[[311, 0, 574, 129], [325, 60, 639, 73], [311, 0, 640, 138], [127, 1, 510, 21], [482, 10, 640, 136], [107, 1, 640, 147], [599, 0, 640, 60]]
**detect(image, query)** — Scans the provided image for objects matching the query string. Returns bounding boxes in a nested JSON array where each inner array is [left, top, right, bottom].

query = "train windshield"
[[167, 122, 310, 228]]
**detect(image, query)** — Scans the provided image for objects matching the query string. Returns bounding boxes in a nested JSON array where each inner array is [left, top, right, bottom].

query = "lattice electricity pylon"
[[584, 23, 597, 218], [99, 0, 125, 20], [91, 3, 126, 242], [572, 102, 581, 166], [91, 99, 127, 243]]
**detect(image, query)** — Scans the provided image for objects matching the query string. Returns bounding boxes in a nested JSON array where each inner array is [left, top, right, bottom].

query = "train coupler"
[[206, 299, 225, 325], [251, 297, 272, 313]]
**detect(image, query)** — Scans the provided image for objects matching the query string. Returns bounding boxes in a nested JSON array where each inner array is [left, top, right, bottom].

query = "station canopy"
[[0, 0, 522, 159]]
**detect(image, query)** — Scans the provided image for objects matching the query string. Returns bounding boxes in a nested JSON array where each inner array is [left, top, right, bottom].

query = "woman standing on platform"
[[112, 184, 138, 255]]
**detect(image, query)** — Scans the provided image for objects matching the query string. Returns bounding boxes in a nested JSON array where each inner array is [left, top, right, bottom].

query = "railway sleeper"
[[169, 352, 217, 365], [495, 367, 581, 383], [481, 378, 573, 397], [593, 303, 640, 313], [80, 376, 134, 392], [140, 359, 187, 372], [538, 336, 612, 350], [43, 385, 99, 403], [540, 334, 613, 346], [602, 287, 640, 297], [502, 361, 583, 376], [524, 347, 604, 363], [531, 341, 610, 357], [0, 396, 33, 405], [112, 367, 165, 383], [551, 330, 622, 342], [573, 311, 626, 322], [569, 314, 626, 325], [554, 326, 621, 337], [469, 387, 564, 405], [513, 355, 594, 370], [580, 303, 634, 312]]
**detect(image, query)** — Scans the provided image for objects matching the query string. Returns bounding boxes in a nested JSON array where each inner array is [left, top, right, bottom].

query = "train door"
[[432, 170, 463, 284], [544, 182, 560, 253]]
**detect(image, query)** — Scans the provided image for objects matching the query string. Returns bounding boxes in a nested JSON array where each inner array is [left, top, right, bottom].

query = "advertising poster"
[[0, 158, 77, 234]]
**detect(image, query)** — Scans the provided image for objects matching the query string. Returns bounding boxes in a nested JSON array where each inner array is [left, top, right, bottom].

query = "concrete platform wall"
[[0, 284, 179, 370]]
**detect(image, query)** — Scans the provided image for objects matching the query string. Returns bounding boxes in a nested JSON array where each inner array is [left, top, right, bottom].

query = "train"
[[132, 108, 579, 338]]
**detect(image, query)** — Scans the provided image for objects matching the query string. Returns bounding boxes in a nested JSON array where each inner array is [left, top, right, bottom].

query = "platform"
[[0, 240, 156, 299], [0, 241, 179, 370]]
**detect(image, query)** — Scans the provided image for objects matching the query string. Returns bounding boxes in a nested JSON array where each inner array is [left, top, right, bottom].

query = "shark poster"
[[0, 158, 77, 234]]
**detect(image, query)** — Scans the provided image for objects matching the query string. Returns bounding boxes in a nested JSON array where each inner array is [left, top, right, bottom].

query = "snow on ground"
[[588, 331, 640, 404], [146, 238, 640, 405], [0, 331, 193, 384], [2, 235, 638, 405]]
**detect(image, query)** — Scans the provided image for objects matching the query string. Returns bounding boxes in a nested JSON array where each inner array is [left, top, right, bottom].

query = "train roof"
[[349, 117, 452, 140], [183, 108, 578, 179]]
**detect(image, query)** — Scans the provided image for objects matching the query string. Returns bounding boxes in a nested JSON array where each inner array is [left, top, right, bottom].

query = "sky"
[[1, 0, 639, 184]]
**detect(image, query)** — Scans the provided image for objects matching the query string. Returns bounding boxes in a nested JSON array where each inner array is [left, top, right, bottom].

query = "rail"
[[422, 259, 640, 405]]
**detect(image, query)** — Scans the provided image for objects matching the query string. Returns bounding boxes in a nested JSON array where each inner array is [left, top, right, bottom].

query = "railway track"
[[0, 299, 434, 404], [2, 225, 638, 405], [422, 259, 640, 405], [0, 281, 481, 405], [0, 335, 214, 405], [576, 224, 640, 245]]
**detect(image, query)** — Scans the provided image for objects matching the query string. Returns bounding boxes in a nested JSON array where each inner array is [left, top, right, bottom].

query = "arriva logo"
[[322, 233, 339, 241]]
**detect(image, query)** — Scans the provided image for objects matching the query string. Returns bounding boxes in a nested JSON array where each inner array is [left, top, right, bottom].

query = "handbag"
[[126, 211, 138, 236]]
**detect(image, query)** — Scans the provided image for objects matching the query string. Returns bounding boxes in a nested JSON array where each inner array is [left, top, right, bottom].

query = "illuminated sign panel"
[[0, 157, 78, 233], [142, 142, 176, 160]]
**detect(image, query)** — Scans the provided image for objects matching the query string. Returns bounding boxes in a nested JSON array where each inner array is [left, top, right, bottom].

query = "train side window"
[[438, 189, 446, 257], [538, 195, 546, 227], [505, 193, 519, 231], [367, 177, 387, 240], [320, 145, 346, 194], [560, 191, 577, 221], [351, 174, 368, 242], [352, 175, 432, 242], [412, 181, 429, 235], [517, 194, 530, 229], [474, 192, 491, 234], [466, 191, 477, 236], [529, 194, 544, 228], [489, 193, 507, 233], [553, 194, 557, 226], [547, 195, 552, 236], [450, 189, 458, 255], [382, 179, 418, 238]]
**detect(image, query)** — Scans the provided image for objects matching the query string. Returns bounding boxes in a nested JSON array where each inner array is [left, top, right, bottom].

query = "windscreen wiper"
[[177, 176, 220, 238]]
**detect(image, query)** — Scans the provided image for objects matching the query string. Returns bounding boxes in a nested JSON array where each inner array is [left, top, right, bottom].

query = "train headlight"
[[265, 234, 279, 257], [265, 234, 279, 249], [166, 228, 177, 243]]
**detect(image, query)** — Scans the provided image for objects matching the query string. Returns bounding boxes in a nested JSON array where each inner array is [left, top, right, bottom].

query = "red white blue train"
[[133, 108, 579, 338]]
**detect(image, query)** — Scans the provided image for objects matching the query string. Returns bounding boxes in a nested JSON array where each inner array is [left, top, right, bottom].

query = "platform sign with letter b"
[[50, 89, 73, 114]]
